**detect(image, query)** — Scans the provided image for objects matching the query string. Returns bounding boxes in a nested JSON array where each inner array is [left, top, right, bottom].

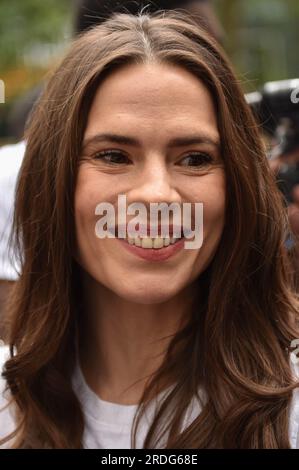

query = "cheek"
[[192, 171, 226, 233], [203, 185, 226, 236], [74, 166, 106, 260], [74, 175, 95, 232], [74, 165, 110, 229], [190, 171, 226, 262]]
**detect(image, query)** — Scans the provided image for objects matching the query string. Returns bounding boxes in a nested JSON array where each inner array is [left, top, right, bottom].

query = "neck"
[[78, 271, 196, 405]]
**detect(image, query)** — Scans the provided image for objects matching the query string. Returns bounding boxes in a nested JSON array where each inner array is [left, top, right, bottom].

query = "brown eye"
[[93, 150, 131, 165], [180, 152, 213, 168]]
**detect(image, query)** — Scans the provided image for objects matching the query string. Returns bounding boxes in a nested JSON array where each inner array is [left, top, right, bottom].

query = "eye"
[[92, 150, 131, 165], [179, 152, 213, 168]]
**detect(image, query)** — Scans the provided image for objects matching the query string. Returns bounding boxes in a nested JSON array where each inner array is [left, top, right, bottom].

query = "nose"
[[127, 156, 182, 207]]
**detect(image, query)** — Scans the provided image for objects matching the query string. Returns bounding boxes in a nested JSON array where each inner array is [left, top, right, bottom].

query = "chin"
[[113, 282, 184, 305]]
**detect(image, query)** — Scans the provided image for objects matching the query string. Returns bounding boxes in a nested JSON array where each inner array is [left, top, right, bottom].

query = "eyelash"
[[92, 150, 213, 168], [93, 150, 130, 165]]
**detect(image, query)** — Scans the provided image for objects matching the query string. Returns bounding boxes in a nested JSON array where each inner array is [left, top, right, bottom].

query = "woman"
[[1, 10, 299, 449]]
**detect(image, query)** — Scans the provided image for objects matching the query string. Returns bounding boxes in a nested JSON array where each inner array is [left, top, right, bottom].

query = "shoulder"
[[0, 345, 17, 448], [289, 355, 299, 449]]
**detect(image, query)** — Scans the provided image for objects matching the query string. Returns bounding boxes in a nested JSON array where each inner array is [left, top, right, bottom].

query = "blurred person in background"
[[246, 80, 299, 288], [0, 142, 26, 340], [270, 145, 299, 289]]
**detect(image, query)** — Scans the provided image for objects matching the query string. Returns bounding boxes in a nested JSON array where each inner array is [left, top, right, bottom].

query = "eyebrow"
[[82, 132, 221, 151]]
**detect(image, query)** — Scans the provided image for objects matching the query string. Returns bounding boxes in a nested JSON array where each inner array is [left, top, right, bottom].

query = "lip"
[[118, 236, 186, 261]]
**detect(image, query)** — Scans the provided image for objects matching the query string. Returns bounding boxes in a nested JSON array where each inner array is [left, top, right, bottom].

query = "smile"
[[94, 194, 204, 250]]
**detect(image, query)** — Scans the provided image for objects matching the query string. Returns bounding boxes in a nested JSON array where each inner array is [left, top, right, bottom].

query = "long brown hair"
[[2, 10, 299, 448]]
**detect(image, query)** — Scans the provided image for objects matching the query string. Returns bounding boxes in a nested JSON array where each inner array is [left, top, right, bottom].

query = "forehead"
[[85, 63, 219, 140]]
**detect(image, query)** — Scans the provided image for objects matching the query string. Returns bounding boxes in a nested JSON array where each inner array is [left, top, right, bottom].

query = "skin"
[[74, 63, 226, 404]]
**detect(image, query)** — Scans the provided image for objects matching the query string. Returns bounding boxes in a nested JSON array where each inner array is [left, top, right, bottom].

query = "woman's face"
[[74, 63, 226, 304]]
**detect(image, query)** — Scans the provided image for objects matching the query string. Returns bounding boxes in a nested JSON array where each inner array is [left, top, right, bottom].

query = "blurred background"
[[216, 0, 299, 86], [0, 0, 299, 143], [0, 0, 72, 142]]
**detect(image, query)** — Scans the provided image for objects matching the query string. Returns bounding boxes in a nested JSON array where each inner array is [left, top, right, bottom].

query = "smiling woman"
[[0, 10, 299, 449]]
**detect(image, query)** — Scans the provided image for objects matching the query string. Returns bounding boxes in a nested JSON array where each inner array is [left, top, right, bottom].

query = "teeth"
[[126, 236, 181, 249], [153, 237, 164, 249], [135, 237, 141, 247], [141, 238, 153, 249], [163, 237, 170, 247]]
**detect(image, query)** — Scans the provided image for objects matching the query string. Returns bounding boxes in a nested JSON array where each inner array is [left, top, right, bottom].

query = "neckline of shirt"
[[71, 357, 175, 426]]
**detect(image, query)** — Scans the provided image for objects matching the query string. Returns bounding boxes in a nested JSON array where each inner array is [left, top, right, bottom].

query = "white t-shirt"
[[71, 355, 204, 449], [0, 141, 25, 281], [0, 345, 299, 449]]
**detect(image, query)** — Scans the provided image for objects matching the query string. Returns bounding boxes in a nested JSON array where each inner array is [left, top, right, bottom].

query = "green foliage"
[[1, 0, 299, 104], [0, 0, 72, 69], [215, 0, 299, 89]]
